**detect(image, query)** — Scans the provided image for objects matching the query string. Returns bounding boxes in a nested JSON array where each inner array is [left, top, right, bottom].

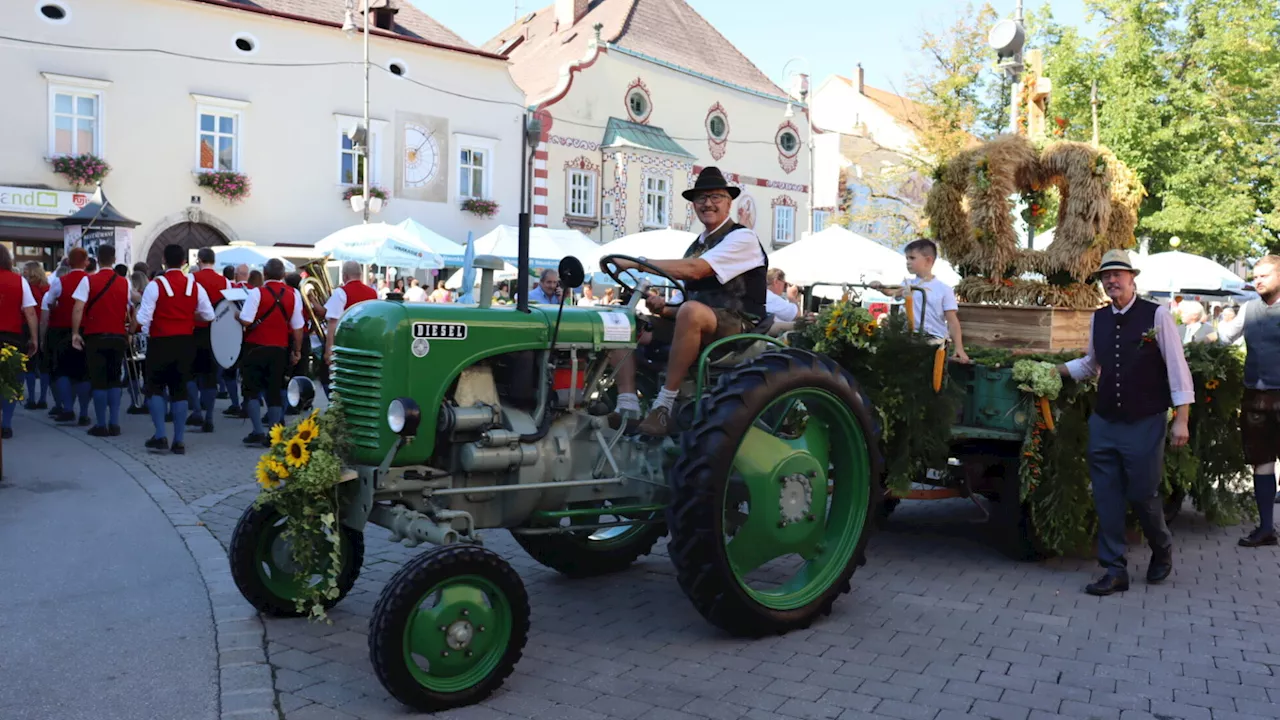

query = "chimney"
[[555, 0, 589, 30], [854, 63, 864, 93]]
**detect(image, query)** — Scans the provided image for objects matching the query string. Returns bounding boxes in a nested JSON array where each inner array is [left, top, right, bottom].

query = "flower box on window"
[[196, 170, 251, 204], [461, 197, 499, 218], [49, 153, 110, 189]]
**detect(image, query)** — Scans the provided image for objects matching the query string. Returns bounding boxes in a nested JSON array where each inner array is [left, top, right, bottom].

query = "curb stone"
[[32, 414, 281, 720]]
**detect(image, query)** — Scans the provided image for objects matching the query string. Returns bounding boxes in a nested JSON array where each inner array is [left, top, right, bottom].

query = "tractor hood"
[[331, 299, 637, 466]]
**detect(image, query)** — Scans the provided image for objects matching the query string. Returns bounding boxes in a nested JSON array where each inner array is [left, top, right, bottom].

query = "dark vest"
[[1093, 298, 1172, 422], [1242, 297, 1280, 390], [682, 221, 768, 319]]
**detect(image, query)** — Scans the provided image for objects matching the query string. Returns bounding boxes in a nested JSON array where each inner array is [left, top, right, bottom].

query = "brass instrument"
[[298, 257, 334, 342]]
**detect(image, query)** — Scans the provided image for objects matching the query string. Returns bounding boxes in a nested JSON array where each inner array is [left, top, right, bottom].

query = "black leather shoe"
[[1238, 528, 1278, 547], [1086, 571, 1130, 596], [1147, 549, 1173, 584]]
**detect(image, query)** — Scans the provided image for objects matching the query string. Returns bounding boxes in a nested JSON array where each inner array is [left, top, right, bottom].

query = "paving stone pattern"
[[47, 400, 1280, 720]]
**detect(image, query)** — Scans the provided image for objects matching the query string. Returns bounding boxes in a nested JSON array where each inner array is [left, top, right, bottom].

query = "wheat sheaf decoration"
[[925, 135, 1146, 309]]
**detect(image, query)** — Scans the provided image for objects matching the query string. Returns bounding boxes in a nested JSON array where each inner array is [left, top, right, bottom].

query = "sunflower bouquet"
[[253, 398, 350, 619]]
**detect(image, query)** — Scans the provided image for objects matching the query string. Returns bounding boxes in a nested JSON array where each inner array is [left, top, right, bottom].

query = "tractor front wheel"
[[369, 545, 530, 713], [667, 348, 882, 637], [228, 502, 365, 617]]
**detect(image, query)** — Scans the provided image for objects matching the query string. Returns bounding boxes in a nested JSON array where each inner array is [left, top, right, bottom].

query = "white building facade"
[[485, 0, 811, 250], [2, 0, 527, 271]]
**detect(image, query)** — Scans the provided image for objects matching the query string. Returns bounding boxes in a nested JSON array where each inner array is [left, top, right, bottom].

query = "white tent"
[[473, 225, 603, 267], [1135, 251, 1248, 294], [769, 226, 910, 287]]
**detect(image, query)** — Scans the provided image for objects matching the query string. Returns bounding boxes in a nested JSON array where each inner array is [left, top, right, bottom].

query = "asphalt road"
[[0, 415, 219, 720]]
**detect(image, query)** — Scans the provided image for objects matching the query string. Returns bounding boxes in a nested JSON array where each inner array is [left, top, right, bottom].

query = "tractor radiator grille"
[[332, 347, 384, 449]]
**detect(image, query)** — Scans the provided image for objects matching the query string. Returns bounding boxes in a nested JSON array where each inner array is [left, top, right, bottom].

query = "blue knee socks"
[[148, 394, 167, 439], [92, 389, 108, 428], [108, 387, 121, 427], [1256, 473, 1277, 533], [171, 400, 188, 444], [2, 399, 15, 429], [247, 398, 264, 436]]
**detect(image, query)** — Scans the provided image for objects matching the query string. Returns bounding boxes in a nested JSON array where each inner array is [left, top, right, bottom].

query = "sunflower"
[[269, 424, 287, 447], [285, 437, 311, 467], [294, 416, 319, 444]]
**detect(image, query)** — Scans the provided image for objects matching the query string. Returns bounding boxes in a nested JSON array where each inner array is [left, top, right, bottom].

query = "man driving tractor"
[[605, 166, 769, 436]]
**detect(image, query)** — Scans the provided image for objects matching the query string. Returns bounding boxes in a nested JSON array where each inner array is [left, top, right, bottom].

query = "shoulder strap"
[[83, 274, 118, 317]]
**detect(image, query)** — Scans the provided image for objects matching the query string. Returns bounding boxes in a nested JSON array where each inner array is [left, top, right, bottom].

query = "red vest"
[[0, 272, 25, 335], [82, 271, 130, 336], [245, 281, 296, 348], [342, 280, 378, 310], [193, 268, 231, 328], [49, 269, 88, 329], [149, 270, 199, 338]]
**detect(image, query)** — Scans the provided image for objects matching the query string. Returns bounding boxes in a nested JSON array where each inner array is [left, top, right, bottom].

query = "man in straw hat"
[[607, 166, 769, 436], [1208, 254, 1280, 547], [1057, 249, 1194, 596]]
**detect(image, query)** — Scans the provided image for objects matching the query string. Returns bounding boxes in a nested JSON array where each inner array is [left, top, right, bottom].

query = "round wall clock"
[[403, 122, 439, 188]]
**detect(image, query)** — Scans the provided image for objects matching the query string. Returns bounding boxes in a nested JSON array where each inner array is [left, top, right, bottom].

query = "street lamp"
[[782, 57, 815, 236], [343, 0, 372, 224]]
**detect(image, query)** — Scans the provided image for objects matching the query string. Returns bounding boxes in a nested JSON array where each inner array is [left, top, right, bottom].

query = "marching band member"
[[70, 244, 131, 436], [0, 246, 39, 439], [21, 262, 50, 410], [134, 244, 215, 454], [187, 248, 231, 432], [323, 260, 377, 367], [41, 247, 92, 425], [237, 258, 304, 446]]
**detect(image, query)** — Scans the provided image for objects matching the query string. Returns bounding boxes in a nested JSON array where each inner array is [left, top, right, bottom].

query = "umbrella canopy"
[[314, 222, 444, 270], [769, 226, 909, 287], [209, 245, 296, 272], [1135, 251, 1248, 294], [472, 225, 603, 267], [395, 218, 468, 265]]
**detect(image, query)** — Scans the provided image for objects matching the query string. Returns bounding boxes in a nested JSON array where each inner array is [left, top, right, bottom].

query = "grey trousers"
[[1088, 412, 1174, 572]]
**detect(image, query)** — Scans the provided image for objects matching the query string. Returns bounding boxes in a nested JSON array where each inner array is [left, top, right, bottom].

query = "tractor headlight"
[[387, 397, 421, 436], [287, 377, 314, 411]]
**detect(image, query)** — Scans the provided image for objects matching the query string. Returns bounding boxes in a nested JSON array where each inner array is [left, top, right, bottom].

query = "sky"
[[414, 0, 1099, 97]]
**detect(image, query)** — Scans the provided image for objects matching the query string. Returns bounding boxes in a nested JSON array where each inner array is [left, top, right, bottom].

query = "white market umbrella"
[[473, 225, 603, 267], [314, 222, 444, 270], [769, 226, 909, 287], [395, 218, 468, 265], [211, 246, 296, 272], [1135, 251, 1248, 294]]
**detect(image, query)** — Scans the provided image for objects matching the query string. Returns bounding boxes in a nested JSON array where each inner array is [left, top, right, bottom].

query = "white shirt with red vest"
[[136, 269, 216, 337], [0, 272, 37, 335], [72, 269, 132, 336], [323, 280, 378, 320], [238, 280, 305, 347], [191, 266, 232, 329]]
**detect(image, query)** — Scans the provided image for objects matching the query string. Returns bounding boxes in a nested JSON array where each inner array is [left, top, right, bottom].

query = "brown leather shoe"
[[637, 406, 673, 436]]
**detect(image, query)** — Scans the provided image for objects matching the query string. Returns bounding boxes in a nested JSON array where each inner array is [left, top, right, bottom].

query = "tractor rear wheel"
[[512, 502, 666, 578], [667, 348, 882, 637], [369, 545, 529, 713], [228, 502, 365, 617]]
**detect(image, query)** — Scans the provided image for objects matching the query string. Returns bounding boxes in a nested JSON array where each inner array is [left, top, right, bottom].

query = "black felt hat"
[[681, 166, 741, 201]]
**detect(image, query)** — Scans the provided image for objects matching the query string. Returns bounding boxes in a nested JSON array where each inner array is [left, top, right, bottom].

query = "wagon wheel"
[[512, 500, 667, 578], [228, 502, 365, 617], [666, 348, 882, 637], [369, 545, 529, 713]]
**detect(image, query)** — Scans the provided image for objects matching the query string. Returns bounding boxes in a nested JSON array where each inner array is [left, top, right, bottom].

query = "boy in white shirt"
[[871, 238, 969, 362]]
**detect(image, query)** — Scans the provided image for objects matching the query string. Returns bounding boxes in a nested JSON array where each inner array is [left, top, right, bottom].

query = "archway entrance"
[[146, 222, 228, 271]]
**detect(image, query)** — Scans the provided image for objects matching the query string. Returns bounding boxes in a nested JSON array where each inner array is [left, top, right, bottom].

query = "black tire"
[[369, 545, 530, 713], [666, 347, 883, 637], [512, 504, 667, 578], [992, 458, 1046, 562], [228, 502, 365, 617]]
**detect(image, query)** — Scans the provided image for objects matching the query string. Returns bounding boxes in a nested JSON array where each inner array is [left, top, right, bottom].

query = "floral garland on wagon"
[[252, 397, 351, 620], [798, 300, 1254, 555]]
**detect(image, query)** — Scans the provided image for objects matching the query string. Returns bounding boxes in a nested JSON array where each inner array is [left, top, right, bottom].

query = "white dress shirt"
[[1065, 295, 1196, 408]]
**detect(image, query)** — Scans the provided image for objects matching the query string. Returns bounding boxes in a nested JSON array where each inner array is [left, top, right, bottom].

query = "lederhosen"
[[241, 284, 291, 407], [81, 273, 129, 391]]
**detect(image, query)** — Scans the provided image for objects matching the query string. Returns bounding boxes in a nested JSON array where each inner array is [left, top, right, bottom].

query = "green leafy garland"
[[253, 397, 351, 620]]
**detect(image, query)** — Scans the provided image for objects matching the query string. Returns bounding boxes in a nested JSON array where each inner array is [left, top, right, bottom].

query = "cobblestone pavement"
[[43, 399, 1280, 720]]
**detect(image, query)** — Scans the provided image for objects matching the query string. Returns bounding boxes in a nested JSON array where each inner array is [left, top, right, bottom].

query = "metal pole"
[[362, 2, 370, 224]]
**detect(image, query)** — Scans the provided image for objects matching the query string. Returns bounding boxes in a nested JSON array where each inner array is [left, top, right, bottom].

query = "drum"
[[211, 289, 249, 369]]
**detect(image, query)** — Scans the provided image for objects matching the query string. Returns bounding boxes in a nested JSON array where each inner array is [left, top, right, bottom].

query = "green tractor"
[[228, 253, 884, 713]]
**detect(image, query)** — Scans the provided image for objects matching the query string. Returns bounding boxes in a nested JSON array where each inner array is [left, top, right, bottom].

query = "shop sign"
[[0, 185, 90, 216]]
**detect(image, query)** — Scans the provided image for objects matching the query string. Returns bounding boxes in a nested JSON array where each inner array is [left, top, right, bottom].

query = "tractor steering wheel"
[[599, 254, 687, 310]]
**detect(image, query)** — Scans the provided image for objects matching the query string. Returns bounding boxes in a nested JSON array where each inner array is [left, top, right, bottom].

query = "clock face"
[[403, 123, 439, 188]]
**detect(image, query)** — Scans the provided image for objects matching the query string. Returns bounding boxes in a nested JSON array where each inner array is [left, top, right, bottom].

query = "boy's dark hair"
[[904, 238, 938, 259]]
